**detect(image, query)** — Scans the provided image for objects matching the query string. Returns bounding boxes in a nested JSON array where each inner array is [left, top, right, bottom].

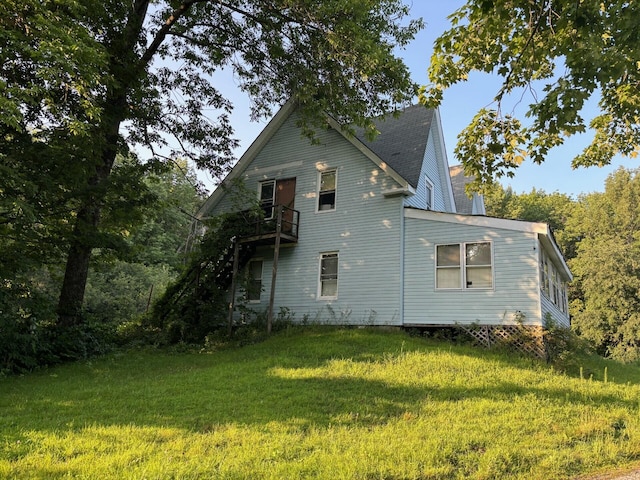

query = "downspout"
[[535, 234, 543, 326], [399, 202, 406, 326]]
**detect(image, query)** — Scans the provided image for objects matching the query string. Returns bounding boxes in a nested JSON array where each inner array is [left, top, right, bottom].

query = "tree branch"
[[140, 0, 322, 70], [495, 1, 552, 103], [165, 30, 236, 50], [140, 0, 208, 68]]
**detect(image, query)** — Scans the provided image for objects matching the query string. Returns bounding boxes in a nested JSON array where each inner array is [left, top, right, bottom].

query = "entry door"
[[275, 178, 296, 233]]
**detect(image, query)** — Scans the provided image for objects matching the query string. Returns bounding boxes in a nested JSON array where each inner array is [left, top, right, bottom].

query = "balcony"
[[239, 205, 300, 245]]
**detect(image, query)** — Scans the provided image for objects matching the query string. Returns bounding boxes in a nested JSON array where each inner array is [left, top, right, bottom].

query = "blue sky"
[[197, 1, 634, 197]]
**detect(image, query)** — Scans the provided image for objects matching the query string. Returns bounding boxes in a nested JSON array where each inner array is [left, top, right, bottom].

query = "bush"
[[0, 281, 116, 375], [149, 209, 264, 345], [0, 278, 55, 374], [543, 314, 594, 370]]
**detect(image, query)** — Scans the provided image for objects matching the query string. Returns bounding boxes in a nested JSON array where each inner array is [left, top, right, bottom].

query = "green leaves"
[[568, 168, 640, 361], [425, 0, 640, 186], [454, 109, 528, 193], [2, 0, 422, 325], [0, 0, 108, 135]]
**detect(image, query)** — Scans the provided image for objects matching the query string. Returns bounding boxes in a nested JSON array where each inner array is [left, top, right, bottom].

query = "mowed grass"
[[1, 328, 640, 479]]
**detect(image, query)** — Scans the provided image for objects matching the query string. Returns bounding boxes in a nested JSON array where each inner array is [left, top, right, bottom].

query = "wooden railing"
[[243, 205, 300, 241]]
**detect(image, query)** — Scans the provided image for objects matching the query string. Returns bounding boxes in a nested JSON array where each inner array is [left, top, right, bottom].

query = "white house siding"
[[209, 112, 405, 325], [403, 214, 543, 326], [404, 128, 450, 212], [541, 294, 570, 328]]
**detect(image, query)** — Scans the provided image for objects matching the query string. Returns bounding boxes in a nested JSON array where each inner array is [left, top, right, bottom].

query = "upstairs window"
[[436, 242, 493, 290], [318, 170, 337, 212], [425, 176, 434, 210], [319, 252, 338, 298], [259, 180, 275, 219]]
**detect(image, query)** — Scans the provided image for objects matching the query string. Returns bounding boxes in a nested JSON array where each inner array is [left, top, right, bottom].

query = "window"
[[436, 242, 493, 289], [246, 259, 263, 302], [539, 250, 568, 312], [553, 269, 563, 307], [436, 244, 461, 289], [318, 170, 336, 211], [540, 253, 550, 297], [259, 180, 275, 219], [319, 252, 338, 298], [425, 177, 434, 210]]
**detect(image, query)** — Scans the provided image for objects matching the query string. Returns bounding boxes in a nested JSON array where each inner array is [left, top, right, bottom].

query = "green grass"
[[1, 327, 640, 479]]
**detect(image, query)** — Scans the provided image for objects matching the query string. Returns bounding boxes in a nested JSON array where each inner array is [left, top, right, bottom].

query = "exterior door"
[[275, 177, 296, 233]]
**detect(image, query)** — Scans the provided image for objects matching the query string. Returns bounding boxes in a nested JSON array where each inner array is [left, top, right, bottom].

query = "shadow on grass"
[[1, 328, 638, 439]]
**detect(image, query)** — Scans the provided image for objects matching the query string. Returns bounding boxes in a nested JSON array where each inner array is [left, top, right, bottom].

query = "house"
[[196, 100, 571, 335]]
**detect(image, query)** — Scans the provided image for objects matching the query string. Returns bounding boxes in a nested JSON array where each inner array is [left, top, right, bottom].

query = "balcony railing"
[[240, 205, 300, 244]]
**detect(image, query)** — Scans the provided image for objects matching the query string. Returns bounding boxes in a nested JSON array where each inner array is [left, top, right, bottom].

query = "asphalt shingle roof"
[[354, 105, 434, 189], [449, 164, 474, 214]]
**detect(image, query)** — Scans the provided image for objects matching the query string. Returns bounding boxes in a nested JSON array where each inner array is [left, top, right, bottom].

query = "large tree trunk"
[[55, 155, 119, 326], [55, 0, 158, 326], [56, 206, 101, 326], [56, 110, 123, 326]]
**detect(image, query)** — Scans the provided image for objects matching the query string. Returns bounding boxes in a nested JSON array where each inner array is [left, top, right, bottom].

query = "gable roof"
[[354, 105, 434, 189], [198, 100, 422, 219]]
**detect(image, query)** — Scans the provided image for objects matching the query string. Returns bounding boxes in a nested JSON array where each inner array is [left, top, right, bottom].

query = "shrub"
[[149, 209, 265, 345], [543, 313, 594, 370]]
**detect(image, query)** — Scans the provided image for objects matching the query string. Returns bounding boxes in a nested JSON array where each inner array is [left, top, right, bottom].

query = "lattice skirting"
[[459, 324, 547, 359]]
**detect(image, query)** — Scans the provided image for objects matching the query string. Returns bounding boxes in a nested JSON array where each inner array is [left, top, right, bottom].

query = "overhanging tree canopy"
[[1, 0, 422, 324], [422, 0, 640, 191]]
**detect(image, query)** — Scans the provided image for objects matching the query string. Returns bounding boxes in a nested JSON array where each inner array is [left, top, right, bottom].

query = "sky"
[[197, 1, 634, 197]]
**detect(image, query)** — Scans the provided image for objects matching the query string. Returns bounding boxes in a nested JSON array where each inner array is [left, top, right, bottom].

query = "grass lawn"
[[1, 327, 640, 479]]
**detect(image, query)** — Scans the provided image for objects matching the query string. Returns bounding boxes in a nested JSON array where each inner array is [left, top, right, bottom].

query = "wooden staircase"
[[210, 236, 256, 291], [224, 205, 300, 335]]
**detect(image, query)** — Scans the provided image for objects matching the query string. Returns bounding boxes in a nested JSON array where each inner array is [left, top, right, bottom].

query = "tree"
[[423, 0, 640, 191], [0, 157, 204, 373], [484, 184, 577, 258], [569, 168, 640, 361], [121, 158, 204, 270], [1, 0, 423, 325], [84, 159, 204, 327]]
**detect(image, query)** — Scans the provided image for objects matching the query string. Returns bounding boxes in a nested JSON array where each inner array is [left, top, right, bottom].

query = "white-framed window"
[[465, 242, 493, 288], [551, 268, 560, 305], [246, 259, 263, 302], [435, 244, 461, 289], [317, 169, 337, 212], [436, 242, 493, 290], [425, 176, 434, 210], [318, 252, 338, 299], [259, 180, 275, 219], [539, 249, 568, 312], [540, 251, 550, 297]]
